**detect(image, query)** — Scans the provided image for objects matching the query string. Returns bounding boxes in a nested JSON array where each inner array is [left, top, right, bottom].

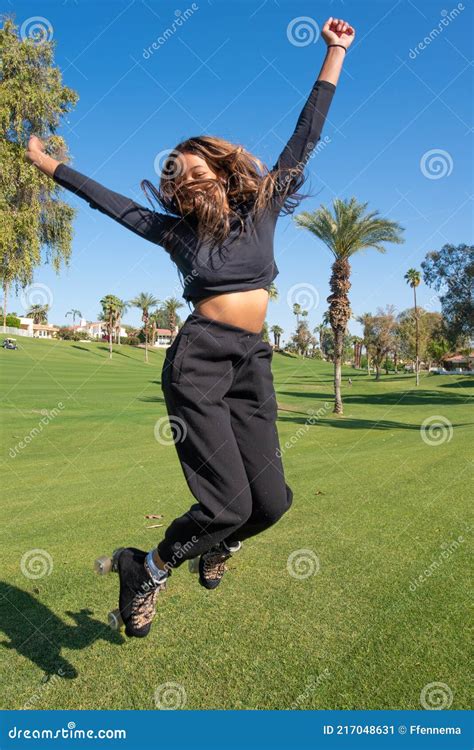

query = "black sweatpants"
[[157, 311, 293, 568]]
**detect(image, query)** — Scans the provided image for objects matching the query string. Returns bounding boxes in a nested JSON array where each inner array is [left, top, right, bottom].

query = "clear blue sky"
[[7, 0, 473, 340]]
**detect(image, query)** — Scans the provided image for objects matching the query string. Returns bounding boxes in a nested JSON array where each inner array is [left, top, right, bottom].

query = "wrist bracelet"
[[327, 44, 346, 52]]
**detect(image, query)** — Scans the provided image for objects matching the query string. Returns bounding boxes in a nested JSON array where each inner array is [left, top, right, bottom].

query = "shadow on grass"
[[278, 414, 469, 431], [279, 389, 470, 406], [0, 582, 123, 682], [71, 345, 103, 357]]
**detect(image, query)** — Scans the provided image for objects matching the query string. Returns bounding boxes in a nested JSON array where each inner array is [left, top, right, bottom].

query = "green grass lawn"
[[0, 336, 472, 710]]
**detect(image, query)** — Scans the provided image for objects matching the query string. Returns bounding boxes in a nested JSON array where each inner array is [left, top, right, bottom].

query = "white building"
[[16, 317, 59, 339], [71, 318, 127, 340]]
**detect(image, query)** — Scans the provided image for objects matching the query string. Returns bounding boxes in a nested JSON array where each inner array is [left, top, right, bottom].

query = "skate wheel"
[[94, 556, 113, 575], [108, 609, 123, 631], [188, 557, 199, 574]]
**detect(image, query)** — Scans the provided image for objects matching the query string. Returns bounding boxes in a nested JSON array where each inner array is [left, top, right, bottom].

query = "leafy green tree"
[[296, 198, 404, 412], [365, 306, 398, 381], [129, 292, 159, 363], [0, 16, 78, 326], [421, 243, 473, 345]]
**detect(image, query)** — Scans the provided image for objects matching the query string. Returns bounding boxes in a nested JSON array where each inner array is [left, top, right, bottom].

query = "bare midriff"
[[193, 288, 269, 334]]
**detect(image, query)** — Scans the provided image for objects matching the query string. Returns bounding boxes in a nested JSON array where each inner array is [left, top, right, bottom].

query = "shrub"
[[122, 336, 140, 346], [5, 314, 20, 328]]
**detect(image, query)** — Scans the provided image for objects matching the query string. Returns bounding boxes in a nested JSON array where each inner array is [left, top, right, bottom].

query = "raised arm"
[[25, 137, 176, 250], [271, 17, 354, 191]]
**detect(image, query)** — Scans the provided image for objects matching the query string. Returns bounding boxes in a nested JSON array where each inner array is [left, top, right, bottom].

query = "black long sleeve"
[[52, 163, 176, 250], [271, 78, 336, 189]]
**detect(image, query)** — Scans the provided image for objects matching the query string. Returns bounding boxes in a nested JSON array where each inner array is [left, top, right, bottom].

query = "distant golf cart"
[[2, 337, 18, 350]]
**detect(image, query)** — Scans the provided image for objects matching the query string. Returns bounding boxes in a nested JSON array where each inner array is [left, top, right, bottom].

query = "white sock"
[[145, 550, 168, 583], [223, 540, 242, 553]]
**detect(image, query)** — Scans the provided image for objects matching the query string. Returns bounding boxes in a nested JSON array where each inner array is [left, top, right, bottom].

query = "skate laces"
[[202, 546, 231, 581], [130, 577, 165, 630]]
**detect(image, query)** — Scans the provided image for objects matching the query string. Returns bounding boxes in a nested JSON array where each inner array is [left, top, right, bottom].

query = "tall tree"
[[26, 303, 48, 324], [421, 243, 474, 345], [404, 268, 421, 386], [365, 306, 398, 381], [295, 198, 404, 413], [66, 308, 82, 324], [161, 297, 184, 342], [0, 16, 78, 325], [130, 292, 159, 363], [99, 294, 123, 359], [270, 324, 283, 348]]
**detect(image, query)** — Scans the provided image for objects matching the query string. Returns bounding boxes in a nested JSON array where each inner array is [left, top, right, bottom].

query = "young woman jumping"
[[27, 17, 354, 638]]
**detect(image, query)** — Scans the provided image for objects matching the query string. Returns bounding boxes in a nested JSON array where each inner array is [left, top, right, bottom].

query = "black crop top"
[[52, 79, 336, 304]]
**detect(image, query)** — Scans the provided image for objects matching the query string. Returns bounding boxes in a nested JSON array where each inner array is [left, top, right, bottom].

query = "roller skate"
[[94, 547, 168, 638], [189, 541, 242, 590]]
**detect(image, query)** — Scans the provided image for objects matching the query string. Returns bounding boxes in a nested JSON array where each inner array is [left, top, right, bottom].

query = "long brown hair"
[[141, 135, 306, 246]]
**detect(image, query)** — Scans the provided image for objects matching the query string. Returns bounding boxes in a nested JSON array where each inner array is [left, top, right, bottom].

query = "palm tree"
[[162, 297, 184, 342], [270, 324, 283, 348], [295, 198, 404, 414], [129, 292, 159, 362], [293, 303, 302, 326], [100, 295, 123, 359], [404, 268, 421, 386], [357, 312, 373, 375], [267, 283, 279, 302], [66, 308, 82, 324], [114, 299, 128, 344], [26, 304, 49, 324]]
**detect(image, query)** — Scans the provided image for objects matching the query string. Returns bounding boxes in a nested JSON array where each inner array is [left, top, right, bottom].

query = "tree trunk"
[[2, 280, 9, 327], [375, 363, 381, 381], [414, 287, 420, 386], [366, 345, 371, 375], [333, 328, 344, 414], [108, 322, 112, 360]]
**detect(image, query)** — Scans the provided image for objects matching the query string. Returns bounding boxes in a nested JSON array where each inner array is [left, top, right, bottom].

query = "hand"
[[25, 134, 59, 177], [322, 17, 355, 50]]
